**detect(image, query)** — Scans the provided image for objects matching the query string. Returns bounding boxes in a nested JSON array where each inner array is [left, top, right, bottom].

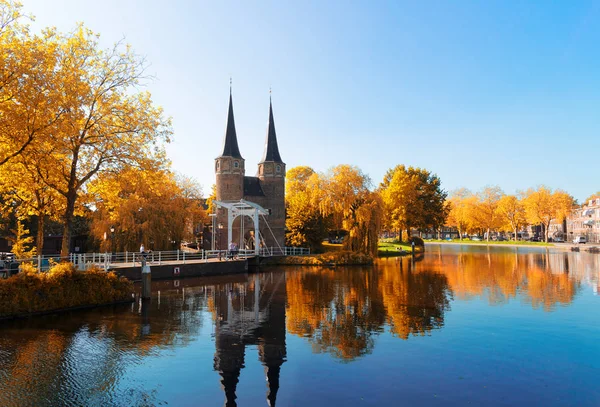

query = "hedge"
[[272, 251, 374, 266], [0, 262, 134, 319]]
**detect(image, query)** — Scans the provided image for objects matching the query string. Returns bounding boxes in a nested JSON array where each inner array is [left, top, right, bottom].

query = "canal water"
[[1, 245, 599, 406]]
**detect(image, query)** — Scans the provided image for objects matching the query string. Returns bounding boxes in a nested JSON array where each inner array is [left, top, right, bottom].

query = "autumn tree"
[[319, 165, 382, 255], [584, 192, 600, 204], [471, 186, 504, 241], [285, 166, 327, 252], [30, 26, 172, 256], [206, 184, 217, 215], [88, 168, 205, 252], [445, 188, 473, 240], [495, 194, 526, 240], [8, 220, 36, 259], [380, 166, 417, 238], [0, 1, 64, 167], [522, 186, 575, 242], [0, 157, 63, 253], [380, 165, 447, 240]]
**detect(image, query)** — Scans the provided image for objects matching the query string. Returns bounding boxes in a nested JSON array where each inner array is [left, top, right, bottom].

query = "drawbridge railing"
[[0, 246, 310, 276]]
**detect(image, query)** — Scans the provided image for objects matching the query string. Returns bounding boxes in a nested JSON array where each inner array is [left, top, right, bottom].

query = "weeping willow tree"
[[316, 165, 383, 256]]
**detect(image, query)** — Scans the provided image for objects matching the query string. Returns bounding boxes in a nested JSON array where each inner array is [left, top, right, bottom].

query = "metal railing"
[[1, 246, 311, 275]]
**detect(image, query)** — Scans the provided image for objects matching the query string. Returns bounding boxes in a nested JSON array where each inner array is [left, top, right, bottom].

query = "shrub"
[[275, 251, 373, 266], [408, 236, 425, 247], [0, 263, 134, 319]]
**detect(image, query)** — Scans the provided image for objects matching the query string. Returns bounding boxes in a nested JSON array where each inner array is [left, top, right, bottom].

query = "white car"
[[573, 236, 587, 244]]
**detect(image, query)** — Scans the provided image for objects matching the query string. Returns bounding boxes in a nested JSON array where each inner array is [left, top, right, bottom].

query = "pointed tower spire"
[[220, 81, 243, 159], [260, 92, 283, 163]]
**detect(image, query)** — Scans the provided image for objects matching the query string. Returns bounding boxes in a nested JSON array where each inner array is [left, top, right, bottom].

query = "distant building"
[[567, 198, 600, 243], [214, 88, 286, 251]]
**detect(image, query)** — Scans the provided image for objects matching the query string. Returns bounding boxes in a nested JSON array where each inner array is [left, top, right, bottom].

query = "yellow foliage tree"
[[88, 168, 206, 252], [319, 165, 382, 255], [0, 1, 64, 167], [27, 26, 172, 256], [445, 188, 473, 239], [471, 186, 504, 241], [380, 166, 418, 237], [495, 194, 526, 240], [522, 186, 575, 242], [8, 220, 36, 259], [0, 157, 63, 253], [380, 165, 448, 239], [285, 166, 327, 251]]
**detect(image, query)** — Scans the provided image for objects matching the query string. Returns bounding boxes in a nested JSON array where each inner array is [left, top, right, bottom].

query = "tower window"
[[216, 161, 220, 170], [276, 164, 281, 173], [234, 161, 239, 168]]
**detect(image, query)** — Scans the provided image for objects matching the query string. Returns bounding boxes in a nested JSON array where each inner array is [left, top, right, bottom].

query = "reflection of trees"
[[286, 266, 386, 360], [426, 249, 581, 311], [378, 266, 451, 339], [286, 263, 451, 359], [0, 281, 212, 407]]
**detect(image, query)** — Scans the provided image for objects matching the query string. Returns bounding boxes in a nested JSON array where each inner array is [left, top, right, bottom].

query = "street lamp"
[[110, 225, 115, 257], [218, 223, 223, 251], [209, 213, 217, 251]]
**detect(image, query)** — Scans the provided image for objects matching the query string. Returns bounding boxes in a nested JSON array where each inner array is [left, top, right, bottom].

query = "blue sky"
[[23, 0, 600, 202]]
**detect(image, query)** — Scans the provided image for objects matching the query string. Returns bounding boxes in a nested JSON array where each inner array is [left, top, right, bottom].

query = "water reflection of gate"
[[210, 273, 287, 407]]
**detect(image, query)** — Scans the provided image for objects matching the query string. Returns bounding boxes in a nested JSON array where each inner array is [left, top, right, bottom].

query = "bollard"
[[141, 256, 151, 300]]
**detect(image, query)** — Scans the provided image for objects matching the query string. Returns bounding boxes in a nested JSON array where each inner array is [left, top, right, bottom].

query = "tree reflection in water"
[[424, 247, 584, 311], [286, 257, 452, 357], [0, 248, 596, 406]]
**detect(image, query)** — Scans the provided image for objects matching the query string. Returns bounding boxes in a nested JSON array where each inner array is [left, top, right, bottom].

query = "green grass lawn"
[[425, 239, 552, 246], [377, 240, 414, 256]]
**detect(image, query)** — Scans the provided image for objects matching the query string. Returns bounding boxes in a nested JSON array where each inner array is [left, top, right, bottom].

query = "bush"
[[275, 251, 373, 266], [0, 263, 134, 319], [408, 236, 425, 247]]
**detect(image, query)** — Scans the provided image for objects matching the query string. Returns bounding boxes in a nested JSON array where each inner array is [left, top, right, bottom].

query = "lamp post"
[[110, 225, 115, 257], [218, 223, 224, 250], [209, 213, 217, 251]]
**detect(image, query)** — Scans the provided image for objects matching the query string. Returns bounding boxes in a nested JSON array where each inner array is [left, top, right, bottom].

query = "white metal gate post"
[[227, 210, 233, 250], [253, 211, 260, 255]]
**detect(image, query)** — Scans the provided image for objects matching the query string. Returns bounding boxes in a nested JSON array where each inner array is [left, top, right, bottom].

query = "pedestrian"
[[140, 243, 145, 253], [228, 241, 235, 260]]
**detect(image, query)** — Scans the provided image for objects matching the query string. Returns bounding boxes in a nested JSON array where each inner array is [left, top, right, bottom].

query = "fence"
[[1, 246, 311, 275]]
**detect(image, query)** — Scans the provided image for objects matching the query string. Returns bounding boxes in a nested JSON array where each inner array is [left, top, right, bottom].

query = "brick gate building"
[[214, 88, 286, 251]]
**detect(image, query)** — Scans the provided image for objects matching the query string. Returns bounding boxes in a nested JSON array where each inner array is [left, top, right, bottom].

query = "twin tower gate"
[[211, 199, 281, 256]]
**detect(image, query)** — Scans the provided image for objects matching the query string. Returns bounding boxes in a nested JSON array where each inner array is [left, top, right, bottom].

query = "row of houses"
[[416, 198, 600, 243], [554, 197, 600, 243]]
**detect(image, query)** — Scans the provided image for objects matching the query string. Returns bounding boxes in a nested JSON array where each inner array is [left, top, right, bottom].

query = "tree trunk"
[[487, 227, 490, 242], [60, 190, 77, 258], [513, 227, 517, 242], [36, 215, 45, 255]]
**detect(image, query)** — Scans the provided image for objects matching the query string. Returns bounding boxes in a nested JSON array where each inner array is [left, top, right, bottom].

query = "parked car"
[[573, 236, 587, 244], [553, 236, 565, 243], [471, 236, 482, 241]]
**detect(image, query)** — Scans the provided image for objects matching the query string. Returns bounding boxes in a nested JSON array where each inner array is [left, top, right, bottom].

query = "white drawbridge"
[[212, 199, 273, 255]]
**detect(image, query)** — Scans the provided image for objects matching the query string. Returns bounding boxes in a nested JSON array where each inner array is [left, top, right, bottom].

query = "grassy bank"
[[425, 239, 552, 247], [271, 251, 374, 266], [0, 263, 134, 319], [378, 241, 415, 256]]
